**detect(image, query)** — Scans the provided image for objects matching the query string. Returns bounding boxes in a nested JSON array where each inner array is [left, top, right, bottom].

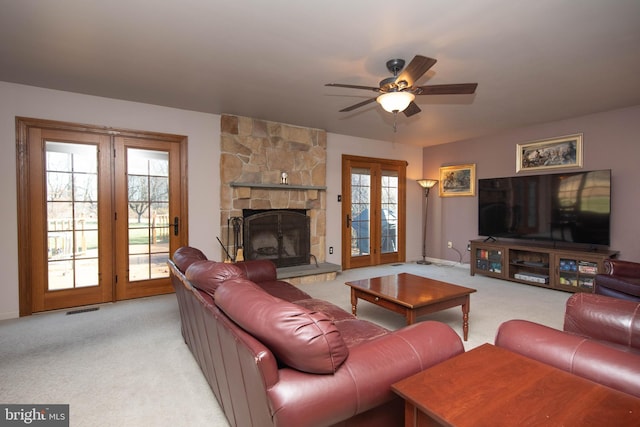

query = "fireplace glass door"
[[243, 210, 310, 268]]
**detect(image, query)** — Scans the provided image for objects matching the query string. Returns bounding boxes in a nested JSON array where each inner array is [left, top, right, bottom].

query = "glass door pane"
[[127, 148, 170, 282], [381, 170, 399, 254], [46, 142, 99, 290], [350, 167, 371, 257]]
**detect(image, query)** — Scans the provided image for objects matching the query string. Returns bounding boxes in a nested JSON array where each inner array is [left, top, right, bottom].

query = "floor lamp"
[[416, 179, 438, 265]]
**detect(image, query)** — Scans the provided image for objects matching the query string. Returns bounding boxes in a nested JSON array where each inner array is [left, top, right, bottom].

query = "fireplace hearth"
[[243, 209, 310, 268]]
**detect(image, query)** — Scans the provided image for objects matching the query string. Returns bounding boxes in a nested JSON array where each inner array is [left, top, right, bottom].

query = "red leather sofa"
[[495, 292, 640, 397], [169, 246, 465, 427], [594, 259, 640, 302]]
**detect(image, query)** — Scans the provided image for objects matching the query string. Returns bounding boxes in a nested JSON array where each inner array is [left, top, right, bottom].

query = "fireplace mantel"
[[230, 182, 327, 191]]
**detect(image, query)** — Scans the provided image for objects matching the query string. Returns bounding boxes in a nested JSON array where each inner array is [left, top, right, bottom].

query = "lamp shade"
[[417, 179, 438, 189], [376, 91, 415, 113]]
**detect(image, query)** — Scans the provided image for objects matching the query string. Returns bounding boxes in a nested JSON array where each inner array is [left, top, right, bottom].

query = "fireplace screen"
[[243, 209, 310, 268]]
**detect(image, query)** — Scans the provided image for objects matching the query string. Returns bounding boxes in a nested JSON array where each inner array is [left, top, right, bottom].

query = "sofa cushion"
[[234, 259, 278, 283], [186, 261, 245, 297], [215, 278, 349, 374], [257, 280, 313, 302], [333, 318, 389, 348], [294, 298, 357, 322], [173, 246, 208, 272]]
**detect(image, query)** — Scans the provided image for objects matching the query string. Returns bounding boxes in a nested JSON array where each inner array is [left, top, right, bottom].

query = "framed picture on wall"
[[439, 164, 476, 197], [516, 133, 583, 172]]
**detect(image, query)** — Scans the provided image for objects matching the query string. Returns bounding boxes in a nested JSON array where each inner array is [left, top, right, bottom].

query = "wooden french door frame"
[[341, 155, 407, 269], [16, 117, 189, 316], [23, 129, 115, 313], [113, 136, 185, 301]]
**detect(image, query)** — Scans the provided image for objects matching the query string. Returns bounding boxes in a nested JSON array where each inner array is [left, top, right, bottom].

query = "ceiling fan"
[[326, 55, 478, 118]]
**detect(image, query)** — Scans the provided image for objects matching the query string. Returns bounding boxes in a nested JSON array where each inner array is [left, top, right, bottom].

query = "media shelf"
[[470, 239, 618, 293], [474, 247, 504, 278]]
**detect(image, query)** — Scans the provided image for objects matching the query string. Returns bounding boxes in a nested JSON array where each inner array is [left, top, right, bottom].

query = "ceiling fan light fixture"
[[376, 91, 415, 113]]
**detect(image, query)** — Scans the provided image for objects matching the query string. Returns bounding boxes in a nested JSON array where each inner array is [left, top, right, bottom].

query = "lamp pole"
[[416, 179, 438, 265]]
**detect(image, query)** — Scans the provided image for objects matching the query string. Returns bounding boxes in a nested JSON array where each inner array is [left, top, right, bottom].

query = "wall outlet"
[[329, 246, 334, 254], [447, 241, 453, 249]]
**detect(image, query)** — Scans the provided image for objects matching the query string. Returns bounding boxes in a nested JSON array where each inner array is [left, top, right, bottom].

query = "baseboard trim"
[[0, 310, 20, 320]]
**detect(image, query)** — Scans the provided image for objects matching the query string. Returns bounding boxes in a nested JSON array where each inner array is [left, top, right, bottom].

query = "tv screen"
[[478, 169, 611, 246]]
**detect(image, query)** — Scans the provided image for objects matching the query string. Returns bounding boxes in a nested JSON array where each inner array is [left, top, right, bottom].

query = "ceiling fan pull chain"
[[393, 112, 398, 133]]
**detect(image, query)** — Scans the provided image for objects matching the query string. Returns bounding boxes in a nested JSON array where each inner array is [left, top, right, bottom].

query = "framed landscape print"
[[439, 164, 476, 197], [516, 133, 583, 172]]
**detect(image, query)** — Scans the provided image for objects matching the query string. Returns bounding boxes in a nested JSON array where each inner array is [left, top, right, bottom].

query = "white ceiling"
[[1, 1, 639, 147]]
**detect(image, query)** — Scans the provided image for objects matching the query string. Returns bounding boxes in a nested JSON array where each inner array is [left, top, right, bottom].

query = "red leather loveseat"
[[495, 292, 640, 397], [169, 246, 465, 427]]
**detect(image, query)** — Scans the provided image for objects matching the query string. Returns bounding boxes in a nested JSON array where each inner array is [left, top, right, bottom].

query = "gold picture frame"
[[516, 133, 583, 173], [439, 164, 476, 197]]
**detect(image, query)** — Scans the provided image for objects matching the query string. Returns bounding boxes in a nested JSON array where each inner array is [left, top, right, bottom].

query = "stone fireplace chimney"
[[219, 115, 327, 270]]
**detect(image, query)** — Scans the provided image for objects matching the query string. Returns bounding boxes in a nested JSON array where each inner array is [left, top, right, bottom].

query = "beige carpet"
[[0, 262, 570, 426]]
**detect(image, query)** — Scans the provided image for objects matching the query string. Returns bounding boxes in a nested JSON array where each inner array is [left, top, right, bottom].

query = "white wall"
[[0, 82, 424, 319]]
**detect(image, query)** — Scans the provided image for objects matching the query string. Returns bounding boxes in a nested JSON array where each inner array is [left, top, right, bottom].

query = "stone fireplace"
[[219, 115, 334, 282]]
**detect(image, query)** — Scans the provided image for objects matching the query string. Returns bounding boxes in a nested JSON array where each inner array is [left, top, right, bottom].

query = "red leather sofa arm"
[[496, 319, 640, 397], [604, 259, 640, 276], [595, 260, 640, 301], [268, 321, 464, 427], [563, 293, 640, 351]]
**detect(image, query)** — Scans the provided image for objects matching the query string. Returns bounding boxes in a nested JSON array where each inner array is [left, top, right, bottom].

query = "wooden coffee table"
[[392, 343, 640, 427], [345, 273, 476, 341]]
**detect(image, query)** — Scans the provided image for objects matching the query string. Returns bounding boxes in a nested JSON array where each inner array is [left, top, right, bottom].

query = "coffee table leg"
[[351, 289, 358, 316], [462, 295, 470, 341], [406, 310, 416, 325]]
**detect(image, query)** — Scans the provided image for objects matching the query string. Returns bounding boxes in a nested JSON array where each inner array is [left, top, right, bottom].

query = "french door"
[[16, 118, 188, 315], [341, 155, 406, 269], [113, 136, 185, 301]]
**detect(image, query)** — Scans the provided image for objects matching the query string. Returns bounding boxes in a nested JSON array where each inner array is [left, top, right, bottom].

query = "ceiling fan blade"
[[339, 97, 377, 112], [416, 83, 478, 95], [325, 83, 380, 92], [395, 55, 437, 88], [403, 102, 421, 117]]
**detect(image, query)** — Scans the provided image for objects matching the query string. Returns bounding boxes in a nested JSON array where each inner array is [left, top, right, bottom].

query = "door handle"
[[173, 217, 179, 236], [346, 214, 351, 228]]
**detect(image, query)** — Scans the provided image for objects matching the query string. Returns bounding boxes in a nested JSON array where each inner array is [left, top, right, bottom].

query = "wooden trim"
[[342, 154, 408, 167], [15, 117, 187, 142], [342, 155, 407, 269], [179, 136, 189, 246], [16, 119, 32, 316]]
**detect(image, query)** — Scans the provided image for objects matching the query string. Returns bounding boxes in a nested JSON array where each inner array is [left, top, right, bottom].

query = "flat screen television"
[[478, 169, 611, 247]]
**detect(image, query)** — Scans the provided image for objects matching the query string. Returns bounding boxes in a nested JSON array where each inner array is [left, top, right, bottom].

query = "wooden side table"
[[392, 344, 640, 426]]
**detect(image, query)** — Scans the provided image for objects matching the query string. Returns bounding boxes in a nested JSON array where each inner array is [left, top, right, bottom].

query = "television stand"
[[469, 239, 618, 293]]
